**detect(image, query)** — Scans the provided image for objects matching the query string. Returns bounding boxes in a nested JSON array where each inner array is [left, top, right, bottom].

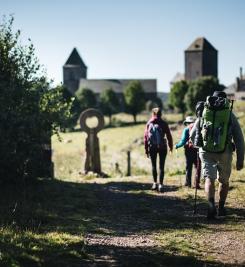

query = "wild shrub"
[[0, 16, 73, 182]]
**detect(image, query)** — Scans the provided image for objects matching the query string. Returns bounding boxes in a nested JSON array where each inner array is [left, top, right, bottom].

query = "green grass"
[[0, 228, 87, 267], [52, 121, 149, 180], [156, 229, 204, 257], [0, 179, 97, 266], [52, 112, 184, 180]]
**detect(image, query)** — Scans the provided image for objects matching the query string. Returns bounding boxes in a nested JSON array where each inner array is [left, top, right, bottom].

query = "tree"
[[124, 81, 145, 123], [169, 80, 189, 119], [185, 76, 223, 113], [0, 16, 73, 182], [145, 97, 163, 112], [99, 88, 120, 125], [62, 86, 81, 130], [75, 87, 97, 111], [154, 97, 163, 110], [41, 84, 75, 133]]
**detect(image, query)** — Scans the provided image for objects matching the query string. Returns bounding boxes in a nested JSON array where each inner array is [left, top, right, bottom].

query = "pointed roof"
[[65, 48, 87, 68], [185, 37, 217, 52]]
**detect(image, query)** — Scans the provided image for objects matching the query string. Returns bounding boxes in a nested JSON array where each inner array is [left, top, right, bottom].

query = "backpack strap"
[[186, 123, 195, 148], [226, 99, 234, 145]]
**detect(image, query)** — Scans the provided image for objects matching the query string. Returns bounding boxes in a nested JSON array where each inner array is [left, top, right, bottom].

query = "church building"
[[63, 48, 157, 103]]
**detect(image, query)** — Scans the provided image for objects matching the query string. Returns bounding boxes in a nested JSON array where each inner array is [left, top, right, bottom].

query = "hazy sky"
[[1, 0, 245, 92]]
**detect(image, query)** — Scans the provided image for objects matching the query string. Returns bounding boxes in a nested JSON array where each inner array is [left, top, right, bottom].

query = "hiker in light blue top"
[[175, 116, 201, 188], [175, 128, 189, 148]]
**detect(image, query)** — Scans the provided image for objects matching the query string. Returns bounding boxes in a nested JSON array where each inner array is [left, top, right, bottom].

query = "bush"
[[185, 76, 223, 113], [75, 87, 97, 111], [99, 88, 120, 125], [124, 81, 145, 123], [169, 80, 189, 117], [0, 16, 73, 182], [145, 97, 163, 112]]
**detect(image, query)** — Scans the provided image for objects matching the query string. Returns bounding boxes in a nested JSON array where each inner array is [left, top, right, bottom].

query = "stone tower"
[[185, 37, 218, 81], [63, 48, 87, 94]]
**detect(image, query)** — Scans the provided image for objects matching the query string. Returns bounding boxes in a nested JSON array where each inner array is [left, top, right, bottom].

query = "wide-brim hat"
[[184, 116, 195, 125]]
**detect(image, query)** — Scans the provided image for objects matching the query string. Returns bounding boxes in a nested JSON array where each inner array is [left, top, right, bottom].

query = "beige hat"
[[184, 116, 195, 125]]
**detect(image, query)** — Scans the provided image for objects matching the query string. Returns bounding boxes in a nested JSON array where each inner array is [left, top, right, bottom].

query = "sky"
[[1, 0, 245, 92]]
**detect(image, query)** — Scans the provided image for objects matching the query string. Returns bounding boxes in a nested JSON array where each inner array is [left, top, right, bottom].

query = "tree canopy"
[[185, 76, 223, 112], [124, 81, 145, 123], [145, 97, 163, 112], [169, 80, 189, 117], [99, 88, 120, 125], [75, 87, 97, 111]]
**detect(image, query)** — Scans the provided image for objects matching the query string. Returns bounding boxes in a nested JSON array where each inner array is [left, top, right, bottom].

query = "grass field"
[[0, 106, 245, 267], [53, 111, 183, 180]]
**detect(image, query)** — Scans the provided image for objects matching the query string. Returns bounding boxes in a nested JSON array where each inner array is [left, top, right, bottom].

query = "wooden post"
[[127, 150, 131, 176]]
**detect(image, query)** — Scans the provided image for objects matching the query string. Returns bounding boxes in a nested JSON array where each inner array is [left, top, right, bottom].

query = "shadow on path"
[[0, 178, 244, 266], [82, 243, 244, 267]]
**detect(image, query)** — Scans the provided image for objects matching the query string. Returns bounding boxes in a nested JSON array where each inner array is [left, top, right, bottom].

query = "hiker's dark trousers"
[[149, 148, 167, 184], [184, 147, 201, 186]]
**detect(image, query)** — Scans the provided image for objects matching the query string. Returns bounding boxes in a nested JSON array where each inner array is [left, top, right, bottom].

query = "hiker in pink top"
[[144, 108, 173, 192]]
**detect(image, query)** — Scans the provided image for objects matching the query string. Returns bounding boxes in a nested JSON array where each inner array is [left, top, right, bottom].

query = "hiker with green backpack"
[[190, 91, 244, 219]]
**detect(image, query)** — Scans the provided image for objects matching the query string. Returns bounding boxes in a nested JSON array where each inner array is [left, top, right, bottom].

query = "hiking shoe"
[[151, 183, 157, 190], [158, 184, 164, 193], [184, 182, 191, 188], [218, 207, 227, 217], [207, 206, 217, 220]]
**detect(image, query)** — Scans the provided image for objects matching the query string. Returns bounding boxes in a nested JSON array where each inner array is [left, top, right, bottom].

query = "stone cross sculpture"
[[80, 108, 104, 174]]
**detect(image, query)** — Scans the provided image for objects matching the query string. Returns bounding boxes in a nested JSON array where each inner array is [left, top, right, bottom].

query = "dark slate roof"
[[78, 79, 157, 94], [65, 48, 87, 68], [185, 37, 217, 52]]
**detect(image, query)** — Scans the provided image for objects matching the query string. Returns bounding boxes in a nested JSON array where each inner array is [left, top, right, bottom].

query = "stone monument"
[[80, 108, 104, 174]]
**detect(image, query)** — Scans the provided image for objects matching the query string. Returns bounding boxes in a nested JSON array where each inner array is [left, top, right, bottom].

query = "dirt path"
[[77, 178, 245, 266]]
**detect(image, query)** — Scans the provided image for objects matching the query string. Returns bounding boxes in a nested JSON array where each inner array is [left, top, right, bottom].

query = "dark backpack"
[[185, 123, 195, 149], [147, 123, 163, 148]]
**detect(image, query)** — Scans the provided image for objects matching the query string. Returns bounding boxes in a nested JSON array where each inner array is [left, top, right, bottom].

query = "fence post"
[[127, 150, 131, 176]]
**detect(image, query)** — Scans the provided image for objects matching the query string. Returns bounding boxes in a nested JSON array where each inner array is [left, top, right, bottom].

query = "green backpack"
[[201, 96, 233, 153]]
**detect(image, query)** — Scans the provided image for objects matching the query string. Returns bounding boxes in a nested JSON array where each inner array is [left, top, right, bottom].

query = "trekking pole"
[[193, 183, 198, 215], [193, 150, 199, 215], [175, 149, 182, 186]]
